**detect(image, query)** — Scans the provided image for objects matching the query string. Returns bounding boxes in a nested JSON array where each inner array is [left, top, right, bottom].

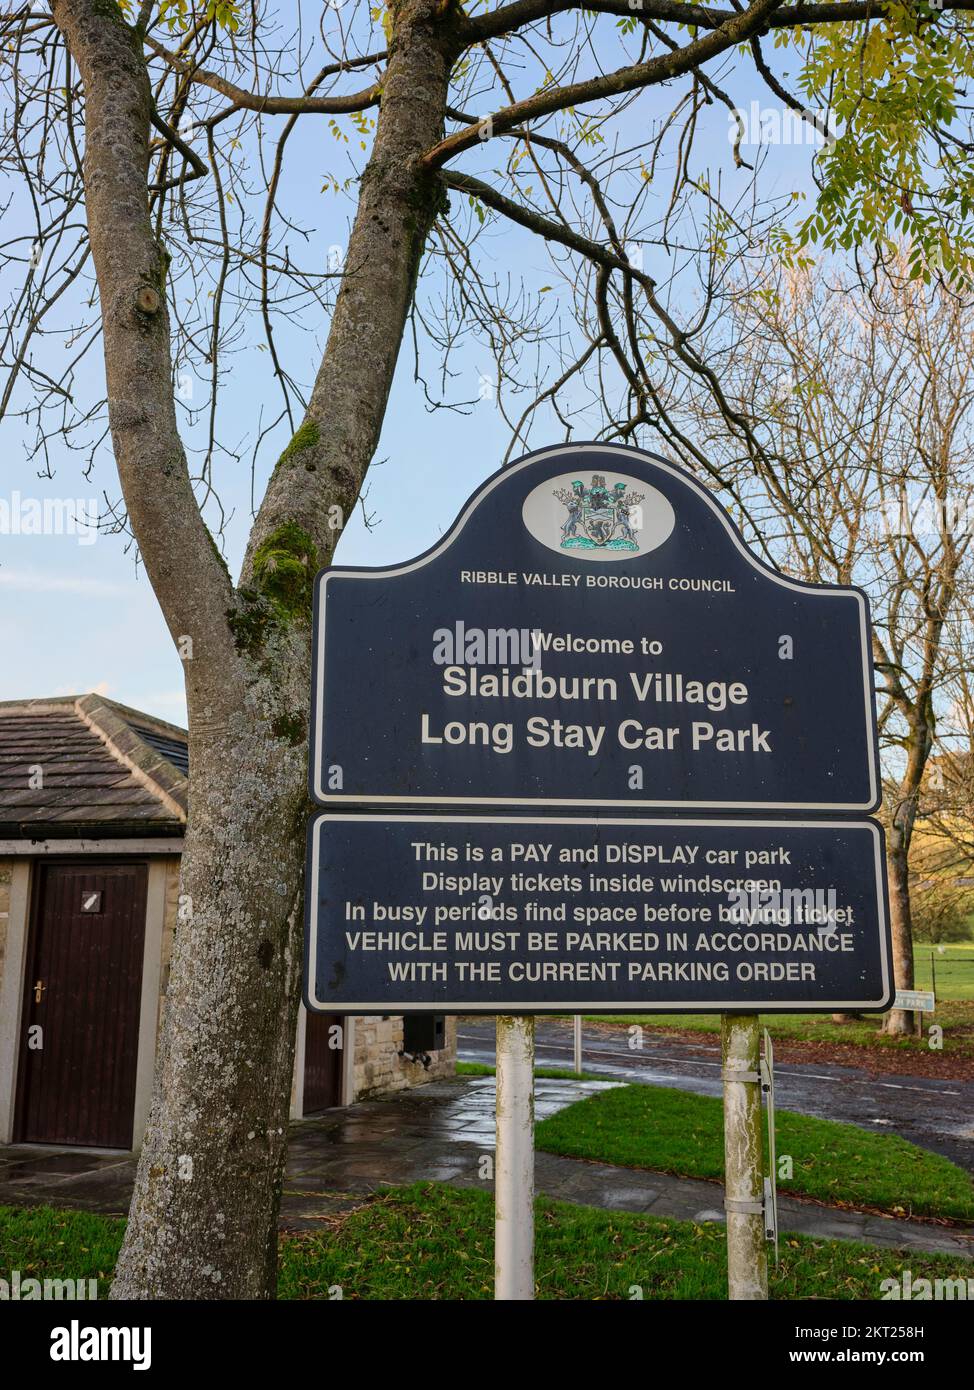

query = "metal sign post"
[[761, 1028, 778, 1264], [573, 1015, 583, 1074], [495, 1015, 535, 1301], [721, 1013, 768, 1300]]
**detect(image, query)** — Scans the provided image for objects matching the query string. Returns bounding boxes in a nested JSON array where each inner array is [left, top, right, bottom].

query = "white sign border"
[[305, 813, 892, 1014], [311, 444, 880, 813]]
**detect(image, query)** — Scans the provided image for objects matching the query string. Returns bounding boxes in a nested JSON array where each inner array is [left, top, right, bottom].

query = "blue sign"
[[311, 445, 879, 812], [304, 815, 892, 1013]]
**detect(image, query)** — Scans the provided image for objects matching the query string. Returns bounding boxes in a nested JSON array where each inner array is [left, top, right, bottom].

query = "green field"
[[581, 1004, 973, 1050], [2, 1188, 968, 1301], [913, 943, 974, 1000], [534, 1083, 974, 1220], [579, 945, 974, 1049], [456, 1061, 606, 1082]]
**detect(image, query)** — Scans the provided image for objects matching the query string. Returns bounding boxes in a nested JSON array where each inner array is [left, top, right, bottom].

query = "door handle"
[[34, 980, 46, 1004]]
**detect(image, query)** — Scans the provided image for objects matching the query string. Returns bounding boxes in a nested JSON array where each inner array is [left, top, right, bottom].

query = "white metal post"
[[721, 1012, 768, 1300], [495, 1014, 535, 1300], [573, 1014, 582, 1074]]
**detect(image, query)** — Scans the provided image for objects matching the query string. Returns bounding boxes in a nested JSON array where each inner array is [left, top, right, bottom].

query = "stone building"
[[0, 693, 455, 1151]]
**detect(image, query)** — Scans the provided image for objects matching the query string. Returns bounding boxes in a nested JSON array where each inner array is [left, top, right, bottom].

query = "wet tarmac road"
[[459, 1018, 974, 1173]]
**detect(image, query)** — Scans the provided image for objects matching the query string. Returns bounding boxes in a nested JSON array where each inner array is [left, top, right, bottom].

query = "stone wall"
[[352, 1015, 458, 1100]]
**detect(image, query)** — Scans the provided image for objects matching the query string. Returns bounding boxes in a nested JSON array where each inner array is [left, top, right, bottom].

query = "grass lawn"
[[456, 1060, 607, 1082], [1, 1185, 967, 1300], [535, 1084, 974, 1221], [580, 944, 974, 1051], [585, 999, 974, 1051], [914, 943, 974, 1000]]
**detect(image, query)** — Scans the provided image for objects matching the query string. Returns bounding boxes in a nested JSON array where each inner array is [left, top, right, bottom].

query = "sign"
[[310, 445, 879, 812], [304, 815, 892, 1014], [894, 989, 935, 1012]]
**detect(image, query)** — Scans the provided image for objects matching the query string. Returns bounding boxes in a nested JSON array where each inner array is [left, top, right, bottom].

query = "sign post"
[[304, 442, 892, 1303], [762, 1028, 779, 1264], [495, 1015, 535, 1300], [721, 1013, 768, 1300]]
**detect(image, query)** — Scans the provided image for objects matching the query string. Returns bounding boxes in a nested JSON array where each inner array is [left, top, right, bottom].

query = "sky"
[[0, 11, 830, 729]]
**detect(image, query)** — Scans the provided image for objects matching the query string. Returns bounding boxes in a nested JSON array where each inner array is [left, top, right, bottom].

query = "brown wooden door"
[[14, 861, 148, 1148], [303, 1012, 343, 1113]]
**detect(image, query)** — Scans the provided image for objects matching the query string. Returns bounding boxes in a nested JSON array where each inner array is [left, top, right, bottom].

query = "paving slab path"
[[2, 1075, 972, 1261]]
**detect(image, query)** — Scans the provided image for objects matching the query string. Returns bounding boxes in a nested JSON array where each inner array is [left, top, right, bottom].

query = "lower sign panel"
[[304, 815, 892, 1014]]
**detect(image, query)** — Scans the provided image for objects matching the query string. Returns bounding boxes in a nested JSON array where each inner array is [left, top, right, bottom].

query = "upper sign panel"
[[311, 444, 879, 812]]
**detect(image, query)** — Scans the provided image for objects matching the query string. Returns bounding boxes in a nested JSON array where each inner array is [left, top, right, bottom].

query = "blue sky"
[[0, 15, 828, 728]]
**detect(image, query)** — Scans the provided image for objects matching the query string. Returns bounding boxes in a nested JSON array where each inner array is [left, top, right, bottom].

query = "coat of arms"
[[553, 474, 643, 552]]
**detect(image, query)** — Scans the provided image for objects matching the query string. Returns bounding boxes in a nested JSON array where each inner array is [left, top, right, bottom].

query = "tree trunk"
[[880, 689, 935, 1038], [111, 671, 311, 1298], [76, 0, 459, 1297], [883, 835, 916, 1037]]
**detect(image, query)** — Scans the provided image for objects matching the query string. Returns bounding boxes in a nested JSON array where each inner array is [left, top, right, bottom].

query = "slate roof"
[[0, 693, 187, 839]]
